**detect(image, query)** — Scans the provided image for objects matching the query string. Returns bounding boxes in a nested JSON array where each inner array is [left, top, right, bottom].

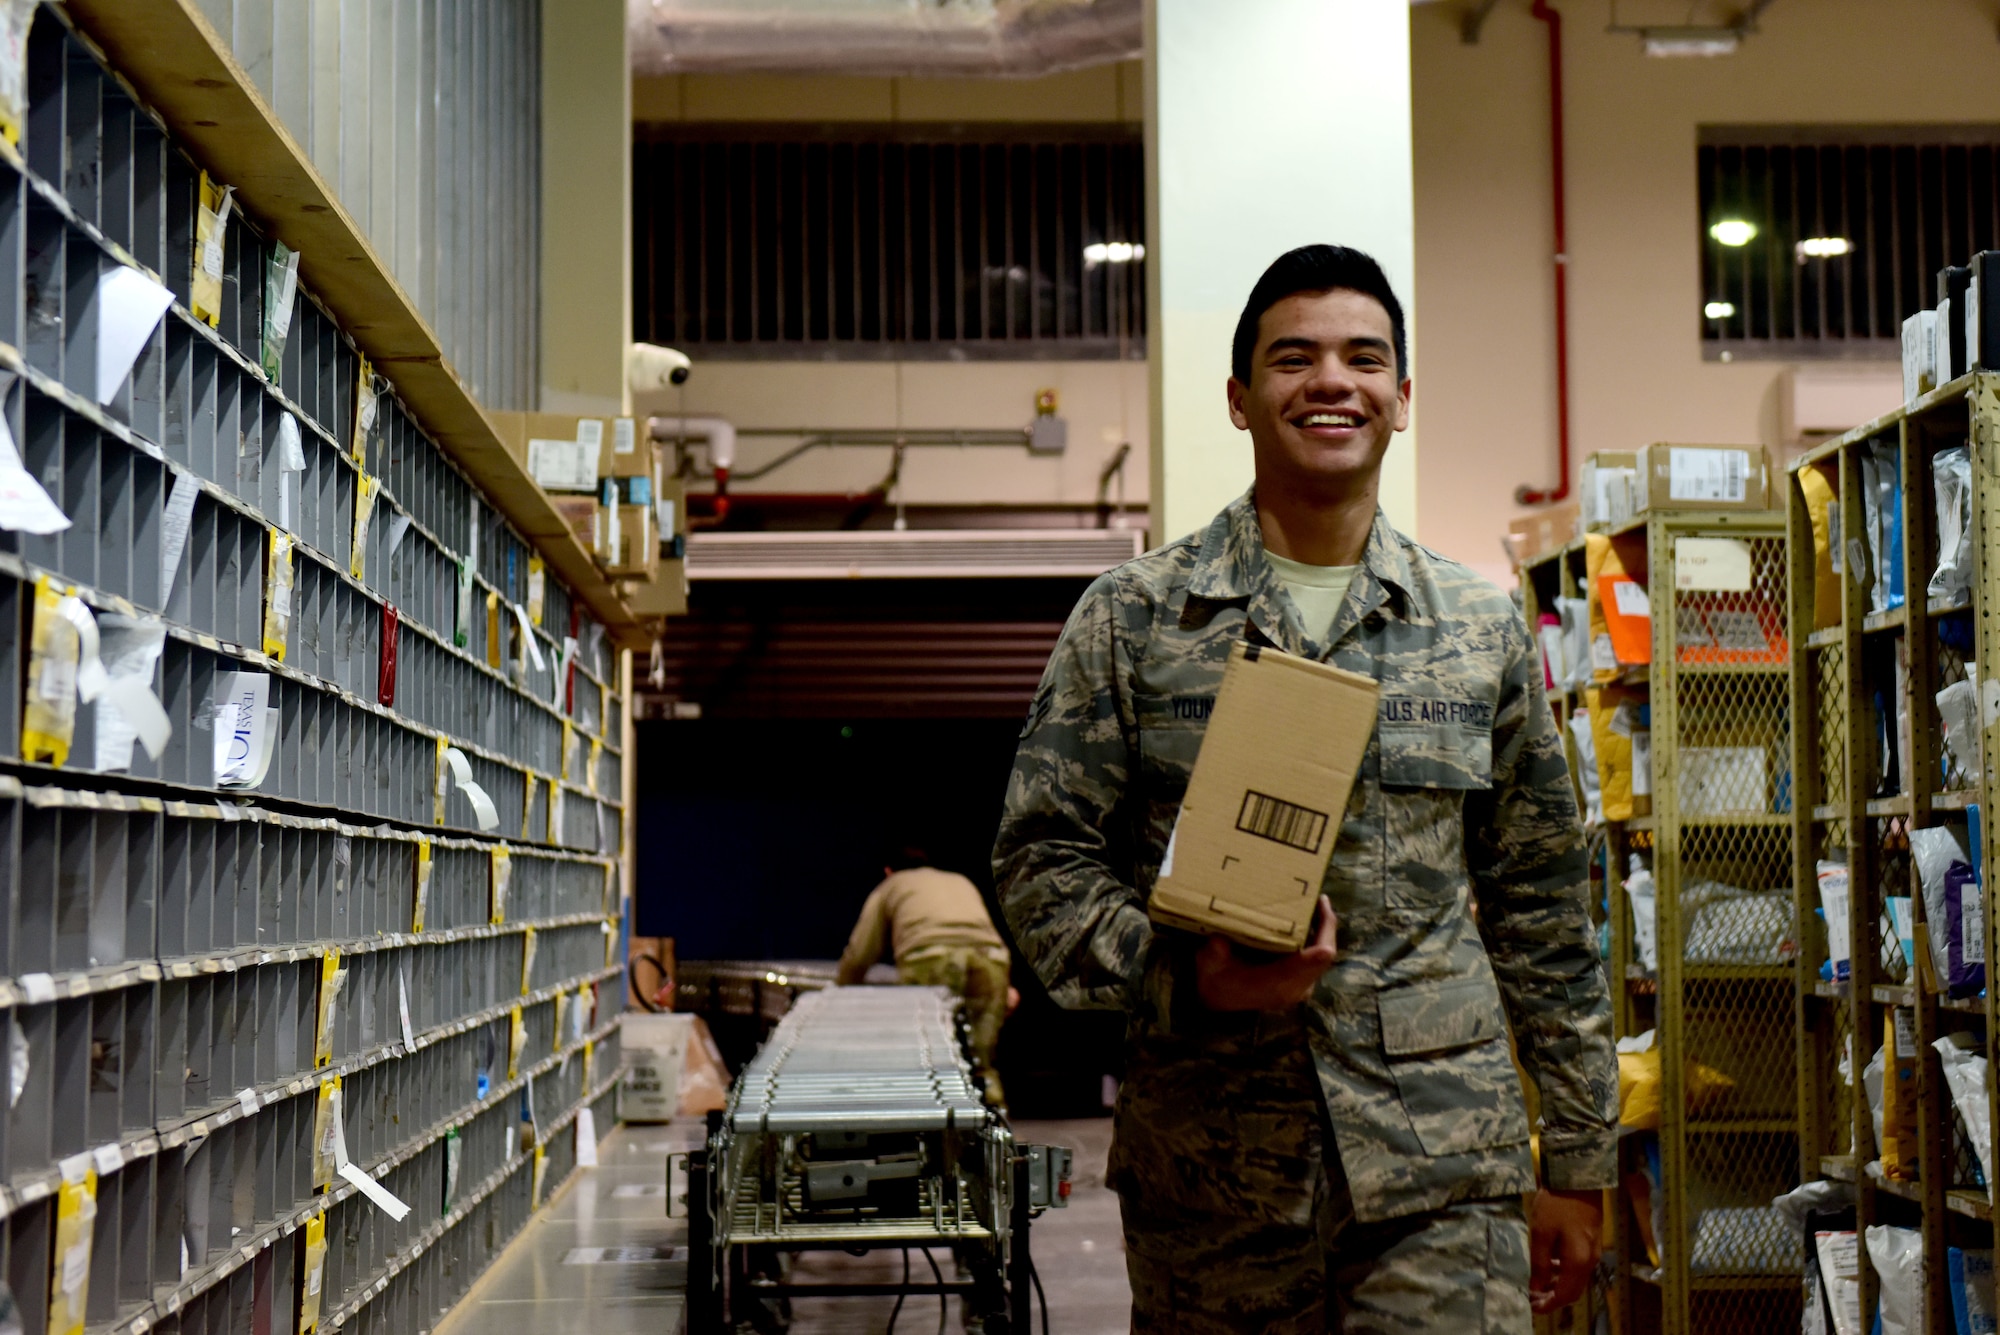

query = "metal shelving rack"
[[0, 8, 632, 1335], [1639, 509, 1799, 1335], [1788, 372, 2000, 1333]]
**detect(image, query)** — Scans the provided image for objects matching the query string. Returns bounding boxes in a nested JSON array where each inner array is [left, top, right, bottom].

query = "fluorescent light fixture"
[[1797, 236, 1854, 260], [1709, 219, 1758, 248], [1083, 242, 1144, 265], [1704, 301, 1736, 320], [1641, 28, 1741, 57]]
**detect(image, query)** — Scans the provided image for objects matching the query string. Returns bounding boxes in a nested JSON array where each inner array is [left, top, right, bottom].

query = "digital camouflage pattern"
[[897, 945, 1011, 1107], [993, 493, 1619, 1229], [1111, 1020, 1531, 1332]]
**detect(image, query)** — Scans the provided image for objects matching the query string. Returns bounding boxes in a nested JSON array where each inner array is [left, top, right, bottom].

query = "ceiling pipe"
[[1517, 0, 1572, 506]]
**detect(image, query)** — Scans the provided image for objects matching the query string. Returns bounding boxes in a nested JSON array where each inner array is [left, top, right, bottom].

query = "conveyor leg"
[[1009, 1156, 1033, 1335], [687, 1149, 720, 1334]]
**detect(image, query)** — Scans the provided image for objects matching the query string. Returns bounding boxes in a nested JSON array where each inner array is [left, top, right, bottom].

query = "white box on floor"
[[618, 1012, 695, 1122]]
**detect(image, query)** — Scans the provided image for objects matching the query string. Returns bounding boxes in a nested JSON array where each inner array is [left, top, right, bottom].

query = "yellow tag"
[[522, 770, 535, 840], [527, 555, 545, 625], [603, 862, 618, 915], [49, 1159, 97, 1335], [412, 839, 432, 934], [310, 1077, 341, 1189], [23, 575, 79, 766], [520, 926, 537, 996], [314, 950, 343, 1067], [490, 845, 512, 925], [583, 1037, 595, 1088], [553, 992, 569, 1052], [508, 1005, 525, 1079], [485, 591, 501, 668], [560, 720, 575, 783], [263, 529, 294, 661], [549, 778, 564, 845], [192, 171, 227, 327], [351, 473, 379, 581], [531, 1144, 548, 1206], [434, 737, 449, 825], [587, 738, 603, 796], [298, 1211, 328, 1332]]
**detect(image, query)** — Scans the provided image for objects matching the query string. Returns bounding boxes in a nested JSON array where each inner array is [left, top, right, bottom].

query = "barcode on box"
[[1668, 448, 1749, 503], [1236, 791, 1330, 853]]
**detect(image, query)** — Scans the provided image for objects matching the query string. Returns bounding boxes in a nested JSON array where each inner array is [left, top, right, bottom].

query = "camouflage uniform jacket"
[[993, 493, 1618, 1223]]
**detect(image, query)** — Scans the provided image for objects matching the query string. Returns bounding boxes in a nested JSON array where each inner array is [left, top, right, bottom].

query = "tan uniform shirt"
[[836, 867, 1007, 984]]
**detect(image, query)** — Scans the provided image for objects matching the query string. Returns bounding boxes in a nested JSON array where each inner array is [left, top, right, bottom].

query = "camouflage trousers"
[[1110, 1028, 1530, 1334], [898, 945, 1010, 1108]]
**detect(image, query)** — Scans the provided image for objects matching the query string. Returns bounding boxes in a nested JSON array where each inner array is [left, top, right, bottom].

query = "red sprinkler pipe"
[[1517, 0, 1571, 505]]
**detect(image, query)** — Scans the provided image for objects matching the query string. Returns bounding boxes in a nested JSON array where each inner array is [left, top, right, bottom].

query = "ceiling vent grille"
[[686, 528, 1144, 580]]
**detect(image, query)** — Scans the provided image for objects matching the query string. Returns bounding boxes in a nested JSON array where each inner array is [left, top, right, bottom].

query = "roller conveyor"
[[679, 985, 1071, 1334]]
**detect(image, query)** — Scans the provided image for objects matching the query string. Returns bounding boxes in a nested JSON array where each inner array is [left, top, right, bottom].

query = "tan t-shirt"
[[835, 867, 1006, 983], [1265, 550, 1359, 645]]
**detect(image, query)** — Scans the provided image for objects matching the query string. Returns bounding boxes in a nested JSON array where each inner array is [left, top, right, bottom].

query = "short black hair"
[[1230, 244, 1407, 384]]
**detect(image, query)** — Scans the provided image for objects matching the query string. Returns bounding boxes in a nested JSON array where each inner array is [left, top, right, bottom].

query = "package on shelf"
[[1950, 1247, 1995, 1335], [1798, 461, 1843, 631], [1681, 878, 1792, 965], [1912, 824, 1983, 997], [1587, 684, 1646, 824], [1677, 744, 1769, 815], [1632, 444, 1774, 515], [1903, 310, 1940, 403], [1580, 452, 1639, 530], [1936, 1035, 1994, 1192], [1506, 501, 1578, 567], [1615, 1029, 1735, 1130], [489, 412, 646, 494], [1931, 444, 1974, 604], [1865, 1226, 1921, 1335], [1880, 1009, 1919, 1181], [1688, 1206, 1802, 1276], [1816, 859, 1852, 983], [1856, 441, 1906, 614]]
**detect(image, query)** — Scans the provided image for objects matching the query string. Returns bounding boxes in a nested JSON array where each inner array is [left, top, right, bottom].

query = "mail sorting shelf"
[[1787, 371, 2000, 1333], [0, 10, 635, 1332], [1590, 512, 1798, 1335], [0, 11, 627, 807], [1520, 531, 1642, 1335], [0, 777, 624, 1334]]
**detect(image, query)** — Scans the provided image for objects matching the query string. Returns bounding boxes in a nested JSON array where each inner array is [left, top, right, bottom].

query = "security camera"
[[627, 343, 692, 391]]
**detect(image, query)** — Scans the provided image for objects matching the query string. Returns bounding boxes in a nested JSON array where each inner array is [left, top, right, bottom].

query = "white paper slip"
[[397, 967, 415, 1053], [0, 384, 68, 534], [21, 973, 54, 1004], [511, 603, 545, 671], [95, 266, 175, 404], [276, 414, 305, 531], [212, 672, 274, 788], [1611, 581, 1651, 618], [92, 612, 171, 769], [338, 1161, 412, 1221], [576, 1108, 598, 1167], [1667, 447, 1750, 503], [237, 1088, 260, 1118], [1674, 537, 1754, 592], [613, 417, 635, 454], [576, 419, 604, 450], [91, 1142, 122, 1176], [385, 512, 411, 559], [442, 746, 500, 830], [526, 438, 597, 492], [160, 470, 200, 605]]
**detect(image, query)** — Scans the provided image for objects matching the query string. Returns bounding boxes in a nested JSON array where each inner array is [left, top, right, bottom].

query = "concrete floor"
[[432, 1118, 1129, 1335]]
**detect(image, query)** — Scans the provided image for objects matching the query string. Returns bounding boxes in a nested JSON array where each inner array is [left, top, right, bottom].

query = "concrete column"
[[1146, 0, 1417, 545], [540, 0, 631, 416]]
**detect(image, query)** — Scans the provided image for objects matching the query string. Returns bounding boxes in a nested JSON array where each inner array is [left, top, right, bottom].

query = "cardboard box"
[[1508, 501, 1579, 565], [599, 502, 657, 579], [1149, 643, 1378, 952], [625, 562, 689, 618], [552, 495, 596, 550], [1633, 444, 1774, 515], [1580, 451, 1639, 530], [487, 412, 647, 493]]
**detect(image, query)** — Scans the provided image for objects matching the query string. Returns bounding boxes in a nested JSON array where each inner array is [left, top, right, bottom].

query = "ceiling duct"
[[629, 0, 1142, 78], [687, 528, 1144, 580]]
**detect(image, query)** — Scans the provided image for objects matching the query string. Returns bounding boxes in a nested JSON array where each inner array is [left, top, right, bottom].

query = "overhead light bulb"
[[1084, 241, 1144, 266], [1797, 236, 1853, 260], [1704, 301, 1736, 320], [1709, 219, 1758, 248]]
